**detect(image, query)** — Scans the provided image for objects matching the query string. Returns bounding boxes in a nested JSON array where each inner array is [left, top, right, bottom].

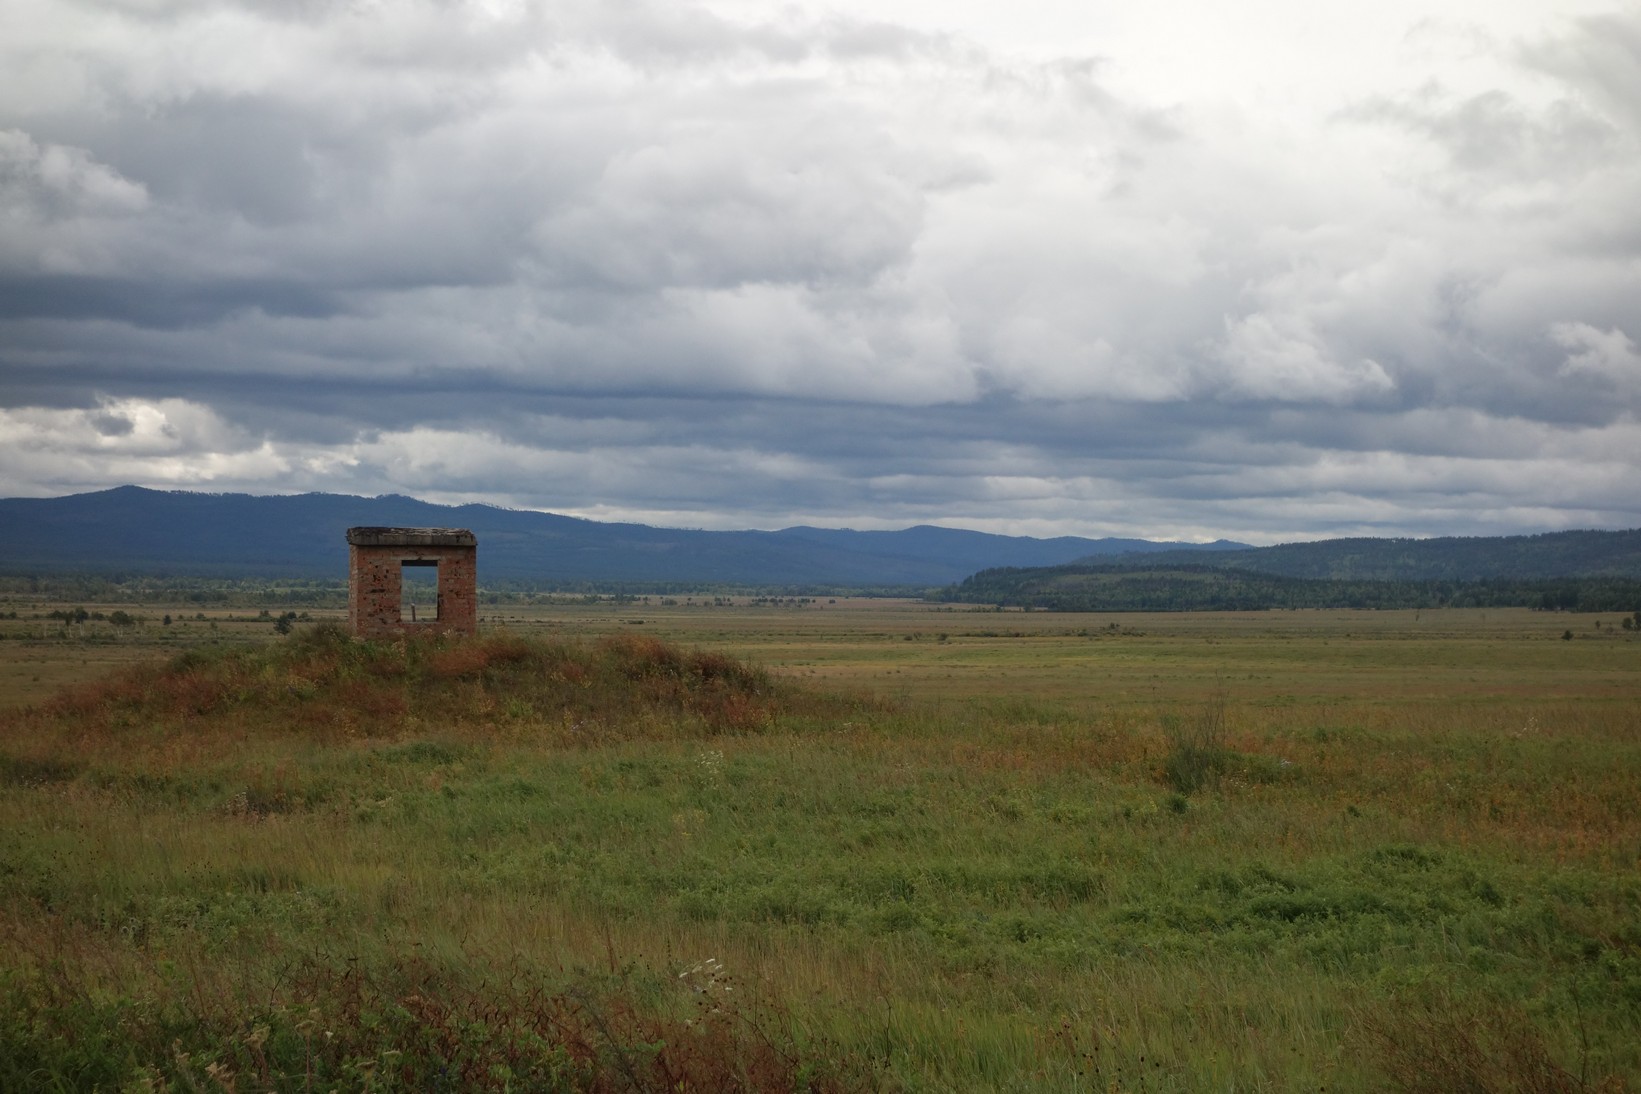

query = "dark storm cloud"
[[0, 274, 341, 325], [1, 0, 1638, 540]]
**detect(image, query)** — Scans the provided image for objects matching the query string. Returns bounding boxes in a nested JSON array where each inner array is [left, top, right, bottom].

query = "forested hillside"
[[1122, 529, 1641, 581], [938, 562, 1641, 613]]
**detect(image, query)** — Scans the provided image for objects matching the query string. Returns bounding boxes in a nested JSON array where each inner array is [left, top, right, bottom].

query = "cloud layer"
[[1, 0, 1637, 542]]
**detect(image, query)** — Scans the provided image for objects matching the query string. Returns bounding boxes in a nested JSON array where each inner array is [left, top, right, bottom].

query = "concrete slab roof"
[[346, 527, 477, 548]]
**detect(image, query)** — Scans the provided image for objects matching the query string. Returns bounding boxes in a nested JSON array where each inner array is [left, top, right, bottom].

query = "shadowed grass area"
[[2, 619, 1638, 1091]]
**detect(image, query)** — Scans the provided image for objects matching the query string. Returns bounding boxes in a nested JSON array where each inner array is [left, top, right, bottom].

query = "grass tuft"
[[1161, 695, 1230, 794]]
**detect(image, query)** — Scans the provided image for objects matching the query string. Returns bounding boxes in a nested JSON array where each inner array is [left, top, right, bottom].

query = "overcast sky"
[[2, 0, 1638, 544]]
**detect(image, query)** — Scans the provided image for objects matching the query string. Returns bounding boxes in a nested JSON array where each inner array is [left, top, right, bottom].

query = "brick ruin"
[[346, 527, 478, 638]]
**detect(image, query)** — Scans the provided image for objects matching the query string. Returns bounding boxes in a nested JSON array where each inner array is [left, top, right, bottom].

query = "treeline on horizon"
[[0, 574, 920, 607], [935, 562, 1641, 613]]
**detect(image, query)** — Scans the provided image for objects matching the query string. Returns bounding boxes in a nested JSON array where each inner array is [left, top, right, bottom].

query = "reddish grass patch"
[[428, 634, 537, 680]]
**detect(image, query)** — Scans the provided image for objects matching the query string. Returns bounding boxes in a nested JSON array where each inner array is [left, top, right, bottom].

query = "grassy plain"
[[1, 596, 1638, 1091]]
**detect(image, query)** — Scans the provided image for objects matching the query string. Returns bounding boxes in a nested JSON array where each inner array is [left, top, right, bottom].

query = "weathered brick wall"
[[347, 543, 478, 637]]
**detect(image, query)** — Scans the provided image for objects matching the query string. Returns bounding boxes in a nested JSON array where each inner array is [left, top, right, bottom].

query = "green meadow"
[[1, 598, 1637, 1091]]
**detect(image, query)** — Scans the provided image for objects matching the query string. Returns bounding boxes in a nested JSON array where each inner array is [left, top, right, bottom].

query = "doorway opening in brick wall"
[[401, 560, 440, 623]]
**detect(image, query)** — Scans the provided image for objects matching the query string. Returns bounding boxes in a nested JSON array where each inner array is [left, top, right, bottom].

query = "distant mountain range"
[[7, 487, 1634, 593], [0, 486, 1244, 588]]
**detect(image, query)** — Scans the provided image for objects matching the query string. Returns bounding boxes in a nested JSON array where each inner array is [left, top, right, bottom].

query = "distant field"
[[0, 604, 344, 708], [2, 597, 1638, 1090], [8, 595, 1637, 709]]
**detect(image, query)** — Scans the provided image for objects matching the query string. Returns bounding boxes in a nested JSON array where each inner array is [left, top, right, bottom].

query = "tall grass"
[[1160, 694, 1230, 794]]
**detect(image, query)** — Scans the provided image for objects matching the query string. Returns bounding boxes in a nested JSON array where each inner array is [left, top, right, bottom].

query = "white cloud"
[[0, 397, 235, 455], [0, 397, 294, 494], [1215, 313, 1396, 405], [0, 130, 148, 215], [1553, 322, 1641, 394]]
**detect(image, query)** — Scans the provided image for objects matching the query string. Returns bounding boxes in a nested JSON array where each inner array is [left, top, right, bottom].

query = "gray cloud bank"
[[1, 0, 1638, 543]]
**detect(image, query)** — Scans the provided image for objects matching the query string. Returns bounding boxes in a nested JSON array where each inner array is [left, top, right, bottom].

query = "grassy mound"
[[24, 625, 808, 749]]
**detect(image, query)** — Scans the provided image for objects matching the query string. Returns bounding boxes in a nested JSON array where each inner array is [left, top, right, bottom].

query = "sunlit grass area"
[[1, 600, 1638, 1090]]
